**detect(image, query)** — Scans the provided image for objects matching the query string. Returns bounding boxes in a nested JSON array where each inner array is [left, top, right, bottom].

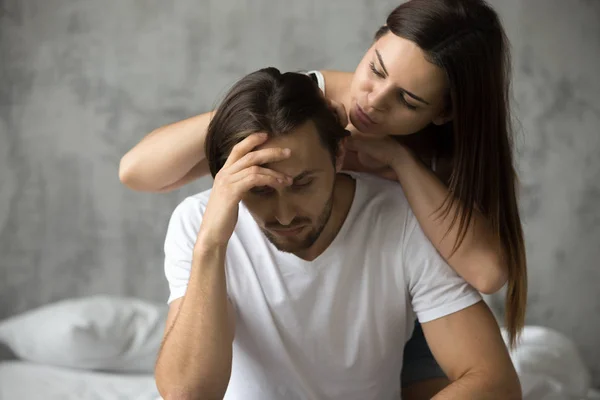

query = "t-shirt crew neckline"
[[265, 173, 362, 270]]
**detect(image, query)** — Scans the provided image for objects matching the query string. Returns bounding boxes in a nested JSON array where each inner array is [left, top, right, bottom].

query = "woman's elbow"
[[119, 154, 138, 187], [119, 154, 154, 192], [474, 256, 508, 295]]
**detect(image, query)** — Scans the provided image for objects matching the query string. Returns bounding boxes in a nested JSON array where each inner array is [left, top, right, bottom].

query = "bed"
[[0, 296, 597, 400], [0, 361, 158, 400], [0, 296, 164, 400]]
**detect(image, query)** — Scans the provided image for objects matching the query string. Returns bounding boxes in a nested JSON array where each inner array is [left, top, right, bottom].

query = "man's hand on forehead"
[[230, 134, 291, 176], [197, 133, 293, 248]]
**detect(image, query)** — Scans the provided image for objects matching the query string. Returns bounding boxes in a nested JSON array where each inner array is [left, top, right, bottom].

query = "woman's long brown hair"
[[377, 0, 527, 348]]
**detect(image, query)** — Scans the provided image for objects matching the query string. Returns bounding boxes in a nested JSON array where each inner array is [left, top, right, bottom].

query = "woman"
[[120, 0, 526, 395]]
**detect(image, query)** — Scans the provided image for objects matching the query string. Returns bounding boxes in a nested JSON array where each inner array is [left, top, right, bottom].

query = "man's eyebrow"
[[375, 49, 431, 106], [292, 169, 321, 181]]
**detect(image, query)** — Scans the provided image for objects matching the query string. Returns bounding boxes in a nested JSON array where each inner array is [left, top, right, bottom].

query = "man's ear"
[[335, 137, 347, 172]]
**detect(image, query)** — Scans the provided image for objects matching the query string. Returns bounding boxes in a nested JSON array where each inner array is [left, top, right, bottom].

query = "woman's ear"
[[433, 100, 453, 126], [433, 110, 453, 126]]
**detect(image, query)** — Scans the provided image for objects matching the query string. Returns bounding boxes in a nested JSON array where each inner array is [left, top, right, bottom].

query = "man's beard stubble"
[[262, 192, 334, 254]]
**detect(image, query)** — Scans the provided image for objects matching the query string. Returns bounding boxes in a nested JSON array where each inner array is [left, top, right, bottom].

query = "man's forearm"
[[432, 371, 521, 400], [155, 245, 233, 400]]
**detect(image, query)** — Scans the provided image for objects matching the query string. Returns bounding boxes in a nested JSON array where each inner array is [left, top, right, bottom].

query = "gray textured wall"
[[1, 0, 599, 385]]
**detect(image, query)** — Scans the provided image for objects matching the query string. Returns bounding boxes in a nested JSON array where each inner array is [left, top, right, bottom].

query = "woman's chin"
[[347, 121, 384, 138]]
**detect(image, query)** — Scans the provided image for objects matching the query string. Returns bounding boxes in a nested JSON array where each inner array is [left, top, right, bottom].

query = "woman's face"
[[349, 33, 450, 137]]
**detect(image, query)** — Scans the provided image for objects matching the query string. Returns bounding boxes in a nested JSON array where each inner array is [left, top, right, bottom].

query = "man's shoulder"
[[351, 172, 409, 213], [348, 172, 415, 236], [171, 189, 212, 216], [165, 189, 213, 238], [185, 188, 213, 205], [354, 172, 404, 192]]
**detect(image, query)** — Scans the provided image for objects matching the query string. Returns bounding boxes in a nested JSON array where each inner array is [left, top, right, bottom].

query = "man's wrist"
[[194, 232, 228, 259]]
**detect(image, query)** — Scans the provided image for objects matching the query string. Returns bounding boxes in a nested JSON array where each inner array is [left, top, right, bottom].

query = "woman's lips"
[[354, 104, 377, 127]]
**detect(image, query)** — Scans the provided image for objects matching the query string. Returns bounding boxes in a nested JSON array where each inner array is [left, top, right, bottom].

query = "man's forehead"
[[256, 120, 319, 150], [255, 122, 330, 174], [256, 130, 306, 152]]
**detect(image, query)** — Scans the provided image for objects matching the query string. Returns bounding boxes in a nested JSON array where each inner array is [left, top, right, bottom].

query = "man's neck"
[[295, 173, 356, 261]]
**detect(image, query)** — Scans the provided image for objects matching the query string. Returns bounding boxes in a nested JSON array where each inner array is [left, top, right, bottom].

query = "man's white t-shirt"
[[164, 172, 481, 400]]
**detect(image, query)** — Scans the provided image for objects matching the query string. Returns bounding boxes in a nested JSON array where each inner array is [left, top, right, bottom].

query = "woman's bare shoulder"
[[320, 70, 353, 103]]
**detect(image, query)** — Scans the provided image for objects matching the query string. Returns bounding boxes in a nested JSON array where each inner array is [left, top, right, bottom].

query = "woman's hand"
[[343, 134, 414, 181], [343, 149, 398, 181], [342, 144, 399, 182], [346, 134, 410, 170]]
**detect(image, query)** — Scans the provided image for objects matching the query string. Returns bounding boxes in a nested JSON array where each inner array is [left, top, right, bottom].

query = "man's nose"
[[274, 198, 296, 226]]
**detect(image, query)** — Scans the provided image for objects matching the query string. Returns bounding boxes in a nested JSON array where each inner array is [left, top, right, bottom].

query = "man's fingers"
[[235, 172, 291, 194], [230, 166, 292, 186], [227, 147, 291, 175], [223, 133, 269, 169]]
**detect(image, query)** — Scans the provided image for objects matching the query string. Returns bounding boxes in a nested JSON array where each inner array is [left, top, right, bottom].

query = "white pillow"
[[502, 326, 592, 399], [0, 296, 168, 373]]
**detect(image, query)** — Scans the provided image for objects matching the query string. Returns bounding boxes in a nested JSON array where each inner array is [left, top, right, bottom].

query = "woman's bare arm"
[[119, 70, 354, 194], [346, 136, 509, 294], [396, 152, 508, 294], [119, 112, 213, 192]]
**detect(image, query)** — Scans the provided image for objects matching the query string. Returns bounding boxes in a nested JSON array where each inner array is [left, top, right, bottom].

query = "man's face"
[[241, 120, 341, 254]]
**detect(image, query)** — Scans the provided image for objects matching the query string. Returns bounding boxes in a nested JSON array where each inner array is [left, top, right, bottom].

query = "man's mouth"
[[269, 225, 306, 237]]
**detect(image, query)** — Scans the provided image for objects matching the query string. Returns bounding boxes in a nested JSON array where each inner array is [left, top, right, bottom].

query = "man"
[[155, 68, 521, 400]]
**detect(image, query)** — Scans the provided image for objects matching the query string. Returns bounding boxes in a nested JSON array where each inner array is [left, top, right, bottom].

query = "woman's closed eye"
[[369, 62, 418, 111], [369, 61, 385, 78], [398, 95, 418, 111]]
